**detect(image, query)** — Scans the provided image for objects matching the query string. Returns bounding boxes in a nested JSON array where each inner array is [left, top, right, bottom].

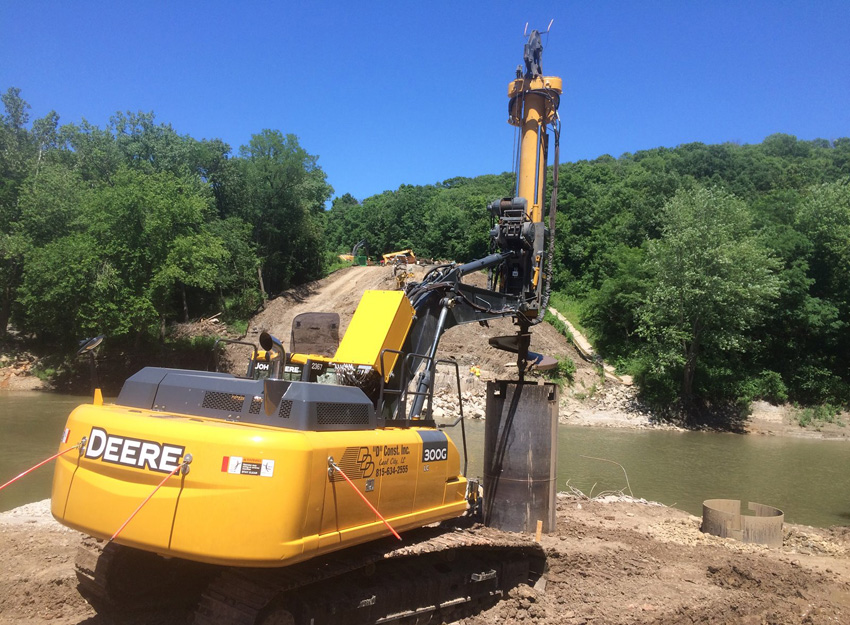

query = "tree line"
[[3, 86, 849, 412], [322, 134, 850, 413], [1, 88, 332, 350]]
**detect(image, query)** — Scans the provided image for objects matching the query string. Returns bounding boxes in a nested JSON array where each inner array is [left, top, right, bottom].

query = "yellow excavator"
[[381, 249, 416, 265], [50, 27, 562, 624]]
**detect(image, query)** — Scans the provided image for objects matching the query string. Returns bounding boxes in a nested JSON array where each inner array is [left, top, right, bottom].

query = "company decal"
[[330, 446, 376, 482], [221, 456, 275, 477], [369, 442, 412, 478], [418, 430, 448, 463], [85, 427, 185, 473]]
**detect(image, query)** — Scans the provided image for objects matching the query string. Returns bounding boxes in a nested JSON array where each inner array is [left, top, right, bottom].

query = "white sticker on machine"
[[221, 456, 275, 477]]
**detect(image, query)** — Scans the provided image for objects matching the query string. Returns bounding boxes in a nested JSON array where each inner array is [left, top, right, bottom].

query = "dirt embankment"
[[3, 498, 850, 625], [0, 352, 49, 391]]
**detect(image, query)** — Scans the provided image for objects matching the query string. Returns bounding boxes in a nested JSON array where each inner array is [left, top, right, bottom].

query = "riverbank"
[[432, 379, 850, 441], [0, 353, 49, 391], [559, 379, 850, 440], [4, 263, 847, 439], [2, 498, 849, 624]]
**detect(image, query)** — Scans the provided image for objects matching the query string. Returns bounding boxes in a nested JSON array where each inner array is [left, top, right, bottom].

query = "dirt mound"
[[0, 351, 49, 391], [225, 265, 597, 387], [457, 496, 850, 625]]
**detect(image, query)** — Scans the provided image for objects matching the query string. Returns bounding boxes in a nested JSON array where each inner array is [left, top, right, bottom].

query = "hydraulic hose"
[[531, 121, 559, 326]]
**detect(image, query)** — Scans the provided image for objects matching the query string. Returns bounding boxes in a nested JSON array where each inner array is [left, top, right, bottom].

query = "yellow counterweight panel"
[[333, 290, 415, 382], [52, 405, 188, 548], [314, 428, 467, 555], [52, 402, 467, 567], [52, 404, 315, 564]]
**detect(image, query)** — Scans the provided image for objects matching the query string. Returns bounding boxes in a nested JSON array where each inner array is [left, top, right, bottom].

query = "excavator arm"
[[328, 30, 562, 421]]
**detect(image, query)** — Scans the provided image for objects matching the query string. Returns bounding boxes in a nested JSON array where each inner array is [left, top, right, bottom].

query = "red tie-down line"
[[0, 438, 192, 543], [328, 457, 401, 541], [0, 439, 86, 492]]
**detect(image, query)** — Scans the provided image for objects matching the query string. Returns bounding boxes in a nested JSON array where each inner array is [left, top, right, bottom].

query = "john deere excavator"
[[50, 27, 562, 624]]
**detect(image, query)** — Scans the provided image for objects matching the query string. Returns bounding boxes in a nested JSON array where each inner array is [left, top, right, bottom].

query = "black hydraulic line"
[[409, 304, 450, 418], [454, 251, 515, 278], [531, 122, 560, 326]]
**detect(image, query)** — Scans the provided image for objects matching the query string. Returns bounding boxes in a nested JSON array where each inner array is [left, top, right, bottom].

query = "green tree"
[[15, 234, 108, 345], [0, 88, 47, 337], [151, 232, 230, 322], [238, 130, 332, 294], [636, 186, 780, 409], [582, 244, 650, 362]]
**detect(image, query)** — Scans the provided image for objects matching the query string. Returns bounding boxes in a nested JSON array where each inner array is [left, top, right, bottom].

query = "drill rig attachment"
[[402, 28, 561, 412]]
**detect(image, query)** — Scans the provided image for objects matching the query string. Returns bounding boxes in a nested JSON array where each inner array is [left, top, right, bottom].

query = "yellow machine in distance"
[[381, 249, 416, 265]]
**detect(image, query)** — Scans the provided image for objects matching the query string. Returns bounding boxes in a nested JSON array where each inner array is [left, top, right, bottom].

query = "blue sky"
[[2, 1, 848, 202]]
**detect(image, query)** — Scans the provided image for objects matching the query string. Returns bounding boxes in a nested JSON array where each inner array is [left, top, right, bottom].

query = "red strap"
[[110, 463, 184, 541], [0, 444, 81, 492], [331, 462, 401, 540]]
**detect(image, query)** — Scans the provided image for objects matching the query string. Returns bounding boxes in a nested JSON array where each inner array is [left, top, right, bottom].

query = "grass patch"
[[544, 356, 577, 388], [548, 292, 589, 338], [31, 364, 57, 382], [323, 254, 353, 277], [227, 319, 249, 336], [574, 382, 600, 401], [543, 309, 573, 342]]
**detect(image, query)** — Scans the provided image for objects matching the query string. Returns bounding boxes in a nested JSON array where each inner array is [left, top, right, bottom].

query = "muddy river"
[[2, 391, 848, 527]]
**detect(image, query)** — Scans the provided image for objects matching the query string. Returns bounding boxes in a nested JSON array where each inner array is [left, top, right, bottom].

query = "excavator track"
[[193, 522, 546, 625], [75, 535, 216, 614], [74, 522, 545, 624]]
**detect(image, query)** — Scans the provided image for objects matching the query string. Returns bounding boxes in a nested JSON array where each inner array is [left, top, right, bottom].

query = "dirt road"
[[227, 265, 395, 362]]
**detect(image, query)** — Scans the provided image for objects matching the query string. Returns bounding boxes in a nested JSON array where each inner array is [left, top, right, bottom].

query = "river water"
[[2, 391, 848, 528]]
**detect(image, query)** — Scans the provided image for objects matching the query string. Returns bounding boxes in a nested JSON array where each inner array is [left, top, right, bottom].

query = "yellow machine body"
[[51, 289, 466, 568], [381, 249, 416, 265], [51, 403, 467, 567]]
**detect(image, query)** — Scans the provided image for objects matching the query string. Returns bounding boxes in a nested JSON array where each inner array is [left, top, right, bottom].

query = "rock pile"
[[0, 352, 48, 390], [427, 384, 488, 420]]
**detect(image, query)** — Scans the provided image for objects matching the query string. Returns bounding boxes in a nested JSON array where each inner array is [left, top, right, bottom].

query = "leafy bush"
[[796, 404, 843, 428], [736, 370, 789, 404], [223, 289, 264, 322]]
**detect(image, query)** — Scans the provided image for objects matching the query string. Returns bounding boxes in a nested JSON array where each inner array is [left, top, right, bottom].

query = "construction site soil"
[[3, 497, 850, 625], [4, 265, 850, 624]]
